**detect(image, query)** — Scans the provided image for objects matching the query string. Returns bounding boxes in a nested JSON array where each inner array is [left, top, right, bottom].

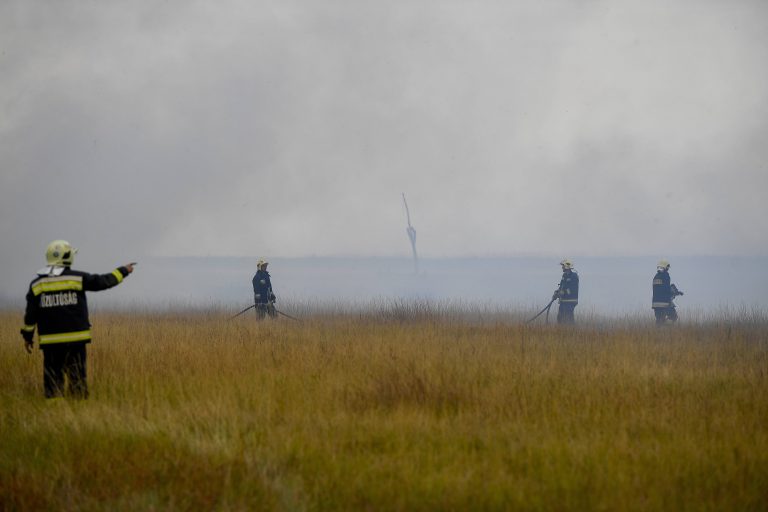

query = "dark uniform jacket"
[[557, 271, 579, 304], [652, 270, 672, 308], [252, 270, 274, 305], [22, 266, 130, 346]]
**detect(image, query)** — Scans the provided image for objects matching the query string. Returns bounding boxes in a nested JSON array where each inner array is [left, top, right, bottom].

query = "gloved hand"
[[552, 291, 560, 301], [270, 293, 277, 303], [20, 329, 34, 353]]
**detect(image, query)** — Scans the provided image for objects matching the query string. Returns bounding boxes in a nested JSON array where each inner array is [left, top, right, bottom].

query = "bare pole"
[[402, 193, 419, 274]]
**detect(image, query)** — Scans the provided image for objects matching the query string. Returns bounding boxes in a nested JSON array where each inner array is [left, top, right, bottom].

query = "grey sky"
[[2, 0, 767, 289]]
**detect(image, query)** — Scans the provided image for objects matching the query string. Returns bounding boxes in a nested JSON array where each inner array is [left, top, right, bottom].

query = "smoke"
[[1, 0, 767, 298]]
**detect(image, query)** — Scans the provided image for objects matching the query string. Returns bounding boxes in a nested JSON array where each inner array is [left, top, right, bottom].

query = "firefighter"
[[252, 258, 276, 320], [553, 259, 579, 324], [652, 259, 684, 325], [20, 240, 135, 399]]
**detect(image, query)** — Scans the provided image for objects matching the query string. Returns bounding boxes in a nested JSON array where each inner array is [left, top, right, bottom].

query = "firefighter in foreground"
[[252, 258, 277, 320], [553, 259, 579, 324], [20, 240, 135, 399], [652, 259, 684, 325]]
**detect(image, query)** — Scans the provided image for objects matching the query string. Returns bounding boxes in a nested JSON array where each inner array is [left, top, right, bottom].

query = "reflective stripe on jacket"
[[652, 270, 672, 308], [252, 270, 274, 304], [558, 271, 579, 304], [23, 266, 129, 346]]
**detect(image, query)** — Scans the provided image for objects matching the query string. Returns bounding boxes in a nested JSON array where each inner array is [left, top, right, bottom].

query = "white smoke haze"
[[2, 0, 767, 306]]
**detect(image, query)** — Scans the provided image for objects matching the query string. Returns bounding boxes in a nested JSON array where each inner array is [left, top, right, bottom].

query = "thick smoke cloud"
[[1, 0, 767, 298]]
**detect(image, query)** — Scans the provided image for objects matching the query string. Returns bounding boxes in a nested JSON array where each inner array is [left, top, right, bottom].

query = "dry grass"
[[1, 307, 767, 511]]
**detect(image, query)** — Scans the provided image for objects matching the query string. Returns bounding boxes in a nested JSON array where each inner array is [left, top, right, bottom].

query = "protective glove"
[[552, 290, 560, 301], [20, 329, 34, 353], [269, 293, 277, 303]]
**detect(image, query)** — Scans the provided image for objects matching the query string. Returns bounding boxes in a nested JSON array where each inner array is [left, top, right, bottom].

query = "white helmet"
[[657, 259, 670, 271], [257, 258, 269, 270], [560, 259, 573, 270], [46, 240, 77, 266]]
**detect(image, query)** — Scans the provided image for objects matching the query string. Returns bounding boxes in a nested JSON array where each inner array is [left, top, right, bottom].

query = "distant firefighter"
[[652, 259, 684, 325], [252, 258, 277, 320], [20, 240, 135, 399], [553, 259, 579, 324]]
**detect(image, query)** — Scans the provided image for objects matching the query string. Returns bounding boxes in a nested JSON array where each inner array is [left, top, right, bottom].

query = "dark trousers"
[[42, 343, 88, 399], [557, 303, 576, 324], [654, 307, 678, 325], [255, 303, 276, 320]]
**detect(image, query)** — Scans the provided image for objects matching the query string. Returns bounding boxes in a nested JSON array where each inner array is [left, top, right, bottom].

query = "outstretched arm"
[[82, 263, 135, 291]]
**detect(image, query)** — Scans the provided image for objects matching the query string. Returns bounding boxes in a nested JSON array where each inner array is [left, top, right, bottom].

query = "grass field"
[[1, 306, 767, 511]]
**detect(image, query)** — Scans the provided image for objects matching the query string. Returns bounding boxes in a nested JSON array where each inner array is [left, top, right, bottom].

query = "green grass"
[[1, 310, 767, 511]]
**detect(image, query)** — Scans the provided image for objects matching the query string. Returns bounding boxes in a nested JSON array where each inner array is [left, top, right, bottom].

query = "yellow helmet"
[[257, 258, 268, 270], [560, 259, 573, 270], [657, 259, 670, 271], [46, 240, 77, 266]]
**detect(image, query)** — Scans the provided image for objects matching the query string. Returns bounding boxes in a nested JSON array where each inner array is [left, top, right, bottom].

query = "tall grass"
[[1, 305, 767, 511]]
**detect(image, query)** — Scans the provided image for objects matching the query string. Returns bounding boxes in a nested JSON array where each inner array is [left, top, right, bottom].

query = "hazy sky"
[[2, 0, 767, 282]]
